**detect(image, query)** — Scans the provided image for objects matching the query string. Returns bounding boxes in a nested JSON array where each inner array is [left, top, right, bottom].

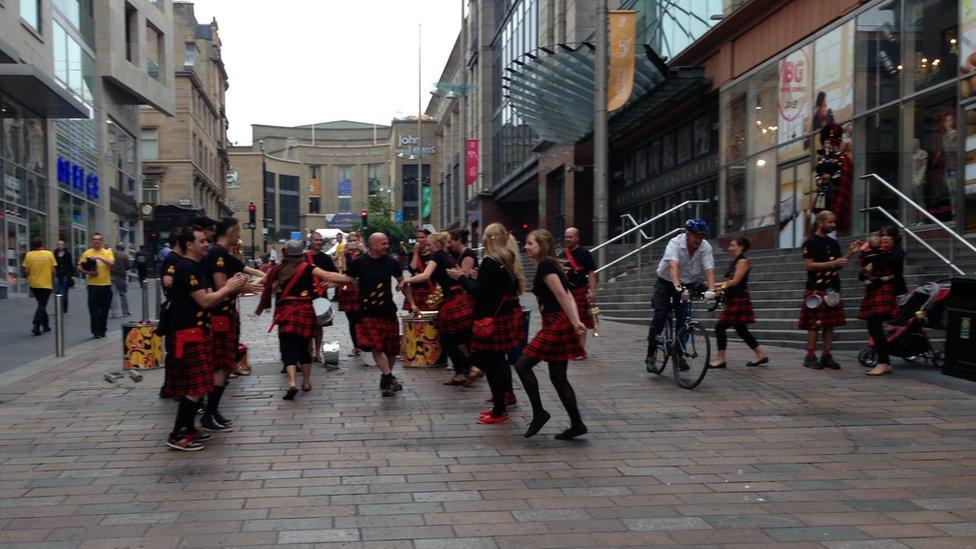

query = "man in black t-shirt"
[[798, 210, 861, 370], [563, 227, 598, 349], [347, 232, 416, 397], [306, 232, 340, 370], [158, 228, 186, 399]]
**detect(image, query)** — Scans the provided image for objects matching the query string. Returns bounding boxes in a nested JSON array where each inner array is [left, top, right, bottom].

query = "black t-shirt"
[[458, 248, 479, 270], [161, 251, 183, 298], [348, 253, 402, 317], [803, 234, 842, 291], [307, 250, 337, 272], [171, 257, 210, 330], [564, 247, 597, 289], [409, 252, 432, 289], [459, 256, 518, 318], [723, 257, 750, 297], [204, 243, 245, 315], [533, 258, 568, 315], [431, 250, 459, 296]]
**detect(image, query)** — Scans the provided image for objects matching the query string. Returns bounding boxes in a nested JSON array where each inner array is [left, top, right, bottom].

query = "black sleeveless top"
[[276, 265, 315, 302], [724, 256, 749, 297]]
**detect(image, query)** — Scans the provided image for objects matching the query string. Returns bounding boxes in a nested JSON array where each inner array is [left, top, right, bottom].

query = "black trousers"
[[345, 311, 360, 349], [715, 322, 759, 351], [646, 278, 685, 357], [31, 288, 51, 330], [87, 285, 112, 336], [866, 315, 891, 364]]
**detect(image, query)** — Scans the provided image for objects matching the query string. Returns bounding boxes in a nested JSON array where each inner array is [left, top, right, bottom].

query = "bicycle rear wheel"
[[646, 323, 670, 375], [672, 323, 710, 389]]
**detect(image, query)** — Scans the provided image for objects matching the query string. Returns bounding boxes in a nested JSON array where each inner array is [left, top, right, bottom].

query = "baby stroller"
[[857, 279, 950, 368]]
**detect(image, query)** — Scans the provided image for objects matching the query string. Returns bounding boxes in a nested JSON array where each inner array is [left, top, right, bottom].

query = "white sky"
[[188, 0, 463, 146]]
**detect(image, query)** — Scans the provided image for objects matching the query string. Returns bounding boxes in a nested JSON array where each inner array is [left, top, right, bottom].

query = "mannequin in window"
[[911, 138, 929, 224], [929, 110, 958, 219]]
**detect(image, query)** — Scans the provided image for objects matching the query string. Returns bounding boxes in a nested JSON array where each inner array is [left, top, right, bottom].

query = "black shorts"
[[280, 332, 312, 366]]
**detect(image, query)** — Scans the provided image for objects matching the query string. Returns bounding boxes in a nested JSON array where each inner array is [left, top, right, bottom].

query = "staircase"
[[597, 235, 976, 352]]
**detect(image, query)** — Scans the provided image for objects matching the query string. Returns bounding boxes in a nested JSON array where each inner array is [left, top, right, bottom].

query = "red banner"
[[465, 139, 479, 185]]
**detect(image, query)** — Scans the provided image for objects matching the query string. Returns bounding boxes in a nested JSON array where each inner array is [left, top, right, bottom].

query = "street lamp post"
[[259, 139, 269, 253]]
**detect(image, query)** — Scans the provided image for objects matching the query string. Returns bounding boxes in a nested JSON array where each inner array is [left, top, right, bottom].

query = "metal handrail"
[[595, 227, 683, 274], [861, 206, 965, 276], [591, 200, 708, 253], [861, 173, 976, 257], [620, 213, 652, 240]]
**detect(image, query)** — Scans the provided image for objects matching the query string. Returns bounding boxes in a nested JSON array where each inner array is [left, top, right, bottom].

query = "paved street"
[[2, 294, 976, 547]]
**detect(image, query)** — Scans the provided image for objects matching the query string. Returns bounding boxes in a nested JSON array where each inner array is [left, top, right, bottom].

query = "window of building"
[[855, 1, 902, 113], [140, 128, 158, 160], [907, 87, 957, 223], [124, 3, 137, 63], [337, 165, 352, 212], [368, 163, 382, 196], [142, 179, 159, 204], [52, 21, 96, 105], [21, 0, 41, 31], [905, 0, 957, 93]]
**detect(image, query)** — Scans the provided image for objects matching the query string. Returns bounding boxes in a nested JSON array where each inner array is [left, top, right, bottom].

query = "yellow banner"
[[608, 10, 637, 112]]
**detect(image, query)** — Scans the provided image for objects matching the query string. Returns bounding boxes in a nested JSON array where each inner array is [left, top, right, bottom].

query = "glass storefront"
[[1, 96, 48, 296], [720, 0, 966, 244]]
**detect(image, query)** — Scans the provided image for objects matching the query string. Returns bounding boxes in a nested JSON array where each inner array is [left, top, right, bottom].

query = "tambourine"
[[805, 290, 841, 309], [805, 293, 823, 309], [824, 289, 841, 307]]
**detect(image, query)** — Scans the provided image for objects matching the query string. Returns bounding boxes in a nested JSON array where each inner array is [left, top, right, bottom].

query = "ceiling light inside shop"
[[951, 38, 958, 44], [756, 158, 766, 167]]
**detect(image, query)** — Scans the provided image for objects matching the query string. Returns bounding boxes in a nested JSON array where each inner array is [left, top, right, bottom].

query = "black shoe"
[[187, 429, 213, 442], [709, 362, 726, 369], [822, 355, 841, 370], [746, 357, 769, 367], [31, 328, 41, 336], [42, 326, 51, 333], [201, 414, 233, 432], [554, 424, 588, 440], [803, 355, 823, 370], [674, 357, 689, 371], [644, 354, 655, 373], [213, 412, 233, 427], [283, 387, 298, 400], [523, 411, 551, 438]]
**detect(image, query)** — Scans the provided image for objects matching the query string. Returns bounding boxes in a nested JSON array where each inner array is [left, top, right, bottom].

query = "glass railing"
[[146, 59, 159, 79]]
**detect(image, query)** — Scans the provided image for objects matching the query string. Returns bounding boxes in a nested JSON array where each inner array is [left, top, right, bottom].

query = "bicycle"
[[646, 288, 713, 389]]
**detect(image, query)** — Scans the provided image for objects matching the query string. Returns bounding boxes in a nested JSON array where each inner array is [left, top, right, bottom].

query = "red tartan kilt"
[[275, 300, 317, 338], [570, 287, 594, 329], [404, 286, 433, 311], [859, 282, 898, 320], [719, 293, 756, 324], [356, 315, 400, 356], [337, 283, 360, 312], [523, 311, 586, 361], [471, 306, 523, 352], [797, 291, 846, 329], [210, 311, 240, 372], [164, 333, 214, 397], [437, 292, 473, 334]]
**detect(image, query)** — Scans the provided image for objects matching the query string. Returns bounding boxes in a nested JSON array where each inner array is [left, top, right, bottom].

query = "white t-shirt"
[[656, 233, 714, 285]]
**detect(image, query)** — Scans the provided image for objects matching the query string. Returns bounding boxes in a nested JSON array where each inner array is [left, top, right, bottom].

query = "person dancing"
[[859, 226, 906, 376], [515, 229, 588, 439], [710, 237, 768, 369], [406, 228, 433, 311], [448, 223, 525, 424], [400, 232, 475, 386], [337, 231, 364, 357], [255, 240, 353, 399]]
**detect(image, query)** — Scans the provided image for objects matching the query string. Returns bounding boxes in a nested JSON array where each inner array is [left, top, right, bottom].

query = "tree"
[[352, 194, 408, 253]]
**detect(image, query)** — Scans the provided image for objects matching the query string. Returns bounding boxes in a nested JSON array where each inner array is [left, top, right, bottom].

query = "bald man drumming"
[[346, 232, 416, 397], [563, 227, 597, 350]]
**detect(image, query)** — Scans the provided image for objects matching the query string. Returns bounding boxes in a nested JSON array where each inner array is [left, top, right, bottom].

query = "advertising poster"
[[962, 0, 976, 98], [778, 46, 812, 161], [813, 21, 854, 126]]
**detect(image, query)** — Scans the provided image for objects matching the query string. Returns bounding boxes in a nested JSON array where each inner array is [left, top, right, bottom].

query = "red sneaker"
[[476, 414, 509, 424]]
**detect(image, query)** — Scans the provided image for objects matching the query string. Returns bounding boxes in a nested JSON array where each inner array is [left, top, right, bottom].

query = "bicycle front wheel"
[[672, 323, 710, 389]]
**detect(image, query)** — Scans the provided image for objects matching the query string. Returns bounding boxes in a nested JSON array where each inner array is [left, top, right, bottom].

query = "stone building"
[[140, 0, 230, 236], [0, 0, 174, 298]]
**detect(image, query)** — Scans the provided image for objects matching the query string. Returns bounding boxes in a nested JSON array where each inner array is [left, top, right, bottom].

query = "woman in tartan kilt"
[[164, 227, 247, 451], [405, 229, 433, 311], [710, 237, 768, 369], [858, 226, 906, 376], [448, 222, 526, 424], [255, 240, 353, 400], [513, 229, 588, 440], [338, 232, 364, 356], [401, 232, 476, 386]]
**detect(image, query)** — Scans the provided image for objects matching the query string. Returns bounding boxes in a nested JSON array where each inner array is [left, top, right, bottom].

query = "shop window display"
[[965, 107, 976, 232], [724, 167, 746, 232], [746, 153, 776, 229], [855, 1, 902, 113], [905, 0, 957, 93], [908, 88, 957, 224], [857, 106, 900, 230]]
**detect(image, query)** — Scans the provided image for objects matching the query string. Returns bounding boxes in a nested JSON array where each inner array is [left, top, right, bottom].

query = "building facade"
[[140, 0, 230, 249], [227, 119, 440, 260], [1, 0, 174, 299]]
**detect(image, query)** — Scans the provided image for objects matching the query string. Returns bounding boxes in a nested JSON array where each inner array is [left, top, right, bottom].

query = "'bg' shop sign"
[[56, 156, 100, 199]]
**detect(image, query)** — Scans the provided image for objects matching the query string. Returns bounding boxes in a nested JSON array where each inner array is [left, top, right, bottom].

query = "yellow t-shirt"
[[78, 248, 114, 286], [22, 250, 57, 290]]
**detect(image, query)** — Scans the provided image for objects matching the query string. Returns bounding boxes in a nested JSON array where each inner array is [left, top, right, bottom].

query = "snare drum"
[[400, 311, 443, 367]]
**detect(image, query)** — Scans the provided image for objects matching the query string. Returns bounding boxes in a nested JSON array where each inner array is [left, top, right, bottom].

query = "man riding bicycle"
[[645, 219, 716, 371]]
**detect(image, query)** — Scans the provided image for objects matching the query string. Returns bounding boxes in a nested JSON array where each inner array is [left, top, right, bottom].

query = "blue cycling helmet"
[[684, 218, 709, 235]]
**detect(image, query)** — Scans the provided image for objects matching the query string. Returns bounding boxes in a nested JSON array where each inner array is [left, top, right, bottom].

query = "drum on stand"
[[122, 321, 164, 370], [400, 311, 443, 368]]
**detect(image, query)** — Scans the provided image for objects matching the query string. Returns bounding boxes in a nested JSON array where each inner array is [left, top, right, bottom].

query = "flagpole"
[[594, 0, 608, 279], [458, 0, 467, 228], [417, 23, 423, 225]]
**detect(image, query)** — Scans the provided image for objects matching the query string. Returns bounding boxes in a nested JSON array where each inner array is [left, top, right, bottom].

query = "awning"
[[0, 63, 89, 119], [503, 43, 709, 144]]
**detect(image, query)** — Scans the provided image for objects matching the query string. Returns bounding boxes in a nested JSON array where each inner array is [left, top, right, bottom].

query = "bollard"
[[54, 294, 65, 357], [154, 277, 162, 320], [141, 281, 150, 323]]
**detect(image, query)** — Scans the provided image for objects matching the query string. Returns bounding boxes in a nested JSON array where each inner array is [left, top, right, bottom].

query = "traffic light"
[[248, 202, 256, 225], [360, 209, 368, 227]]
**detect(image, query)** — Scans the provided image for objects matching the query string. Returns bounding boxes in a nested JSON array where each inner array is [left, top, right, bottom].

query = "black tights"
[[715, 322, 759, 351], [480, 351, 513, 417], [866, 315, 890, 364], [346, 311, 360, 348], [443, 331, 471, 376], [514, 356, 583, 427]]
